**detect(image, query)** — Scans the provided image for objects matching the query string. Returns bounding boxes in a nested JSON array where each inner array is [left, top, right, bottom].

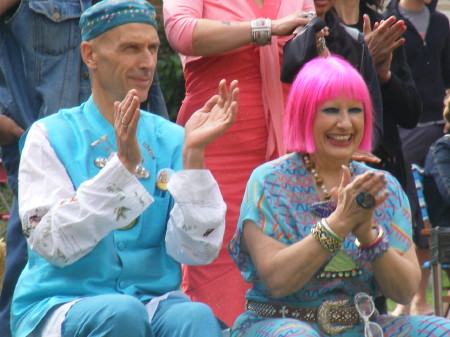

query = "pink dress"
[[163, 0, 315, 327]]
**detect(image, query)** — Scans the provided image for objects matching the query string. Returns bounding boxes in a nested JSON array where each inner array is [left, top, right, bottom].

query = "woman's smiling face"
[[313, 96, 365, 162]]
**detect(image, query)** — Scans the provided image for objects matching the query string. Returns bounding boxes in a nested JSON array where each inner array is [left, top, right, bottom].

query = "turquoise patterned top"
[[229, 152, 413, 307]]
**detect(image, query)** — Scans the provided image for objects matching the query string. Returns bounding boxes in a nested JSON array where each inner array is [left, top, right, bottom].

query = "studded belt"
[[246, 299, 362, 335]]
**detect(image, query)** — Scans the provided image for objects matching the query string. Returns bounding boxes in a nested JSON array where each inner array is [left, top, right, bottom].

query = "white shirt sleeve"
[[165, 170, 226, 265], [19, 122, 153, 267]]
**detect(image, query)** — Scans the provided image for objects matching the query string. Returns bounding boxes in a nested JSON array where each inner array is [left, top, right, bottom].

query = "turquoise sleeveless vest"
[[12, 97, 185, 336]]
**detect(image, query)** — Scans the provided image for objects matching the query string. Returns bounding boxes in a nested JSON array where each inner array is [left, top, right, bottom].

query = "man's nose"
[[140, 50, 157, 69]]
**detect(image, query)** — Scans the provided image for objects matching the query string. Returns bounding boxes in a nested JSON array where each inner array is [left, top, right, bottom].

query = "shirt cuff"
[[167, 170, 223, 207]]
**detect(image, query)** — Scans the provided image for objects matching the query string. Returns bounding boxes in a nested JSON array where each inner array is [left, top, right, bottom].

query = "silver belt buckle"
[[317, 300, 353, 335]]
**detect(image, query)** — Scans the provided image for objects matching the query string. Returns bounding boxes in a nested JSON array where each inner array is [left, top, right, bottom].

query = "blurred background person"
[[163, 0, 315, 326], [422, 92, 450, 309], [423, 92, 450, 234]]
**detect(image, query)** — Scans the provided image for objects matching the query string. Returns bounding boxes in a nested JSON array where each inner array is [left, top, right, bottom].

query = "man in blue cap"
[[10, 1, 238, 336], [0, 1, 169, 335]]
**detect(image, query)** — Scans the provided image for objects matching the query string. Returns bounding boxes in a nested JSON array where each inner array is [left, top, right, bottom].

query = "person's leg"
[[62, 294, 153, 337], [0, 198, 27, 337], [390, 246, 433, 316], [379, 314, 450, 336], [151, 297, 222, 337], [410, 247, 434, 315], [231, 317, 321, 337]]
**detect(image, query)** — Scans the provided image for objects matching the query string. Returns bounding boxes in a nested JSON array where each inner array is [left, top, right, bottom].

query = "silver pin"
[[94, 152, 116, 169], [134, 164, 150, 179], [143, 142, 155, 159], [94, 157, 107, 168], [90, 134, 109, 147]]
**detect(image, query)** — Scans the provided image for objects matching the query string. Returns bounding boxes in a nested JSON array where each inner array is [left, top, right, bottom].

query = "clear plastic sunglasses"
[[354, 293, 384, 337]]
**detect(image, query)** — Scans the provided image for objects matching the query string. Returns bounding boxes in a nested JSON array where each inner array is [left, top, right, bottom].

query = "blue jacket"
[[0, 0, 168, 194], [424, 134, 450, 227], [0, 0, 92, 194]]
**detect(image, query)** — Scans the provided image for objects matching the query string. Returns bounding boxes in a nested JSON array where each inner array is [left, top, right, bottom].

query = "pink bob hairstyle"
[[283, 55, 373, 153]]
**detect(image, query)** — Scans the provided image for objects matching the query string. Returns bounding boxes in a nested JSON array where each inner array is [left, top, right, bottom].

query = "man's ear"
[[81, 41, 96, 70]]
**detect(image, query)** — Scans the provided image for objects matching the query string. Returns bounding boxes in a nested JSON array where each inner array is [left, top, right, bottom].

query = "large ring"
[[355, 191, 375, 209], [121, 119, 129, 128]]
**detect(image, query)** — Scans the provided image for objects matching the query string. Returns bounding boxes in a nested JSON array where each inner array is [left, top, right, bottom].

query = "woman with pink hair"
[[229, 56, 450, 336]]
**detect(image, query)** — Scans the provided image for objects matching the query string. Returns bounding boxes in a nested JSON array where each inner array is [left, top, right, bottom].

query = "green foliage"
[[157, 30, 185, 122]]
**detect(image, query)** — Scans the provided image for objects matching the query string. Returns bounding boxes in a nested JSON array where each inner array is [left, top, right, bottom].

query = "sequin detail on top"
[[317, 251, 363, 279]]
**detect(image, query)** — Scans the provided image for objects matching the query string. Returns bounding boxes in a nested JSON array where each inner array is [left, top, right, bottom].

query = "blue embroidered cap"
[[80, 0, 157, 41]]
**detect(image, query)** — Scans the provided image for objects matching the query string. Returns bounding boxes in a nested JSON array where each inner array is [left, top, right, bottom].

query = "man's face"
[[91, 23, 159, 104]]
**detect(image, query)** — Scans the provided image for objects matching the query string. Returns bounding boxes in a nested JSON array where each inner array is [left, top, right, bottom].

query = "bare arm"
[[243, 220, 330, 297], [163, 0, 313, 57], [243, 166, 420, 301], [191, 20, 252, 56], [243, 168, 387, 297], [371, 245, 420, 304], [0, 0, 19, 16], [192, 12, 311, 56], [0, 114, 24, 146]]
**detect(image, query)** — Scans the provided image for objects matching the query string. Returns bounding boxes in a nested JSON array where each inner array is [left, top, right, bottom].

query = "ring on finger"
[[121, 119, 129, 128], [355, 191, 375, 209], [301, 11, 316, 20]]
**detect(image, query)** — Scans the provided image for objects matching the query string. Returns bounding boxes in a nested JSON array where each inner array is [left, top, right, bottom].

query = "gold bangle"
[[320, 218, 344, 243], [311, 221, 343, 253]]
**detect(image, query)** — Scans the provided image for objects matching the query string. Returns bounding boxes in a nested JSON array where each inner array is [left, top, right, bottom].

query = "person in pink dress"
[[163, 0, 315, 327]]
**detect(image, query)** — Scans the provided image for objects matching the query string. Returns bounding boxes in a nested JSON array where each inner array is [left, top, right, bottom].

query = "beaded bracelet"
[[251, 18, 272, 46], [311, 220, 343, 253], [355, 225, 390, 262]]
